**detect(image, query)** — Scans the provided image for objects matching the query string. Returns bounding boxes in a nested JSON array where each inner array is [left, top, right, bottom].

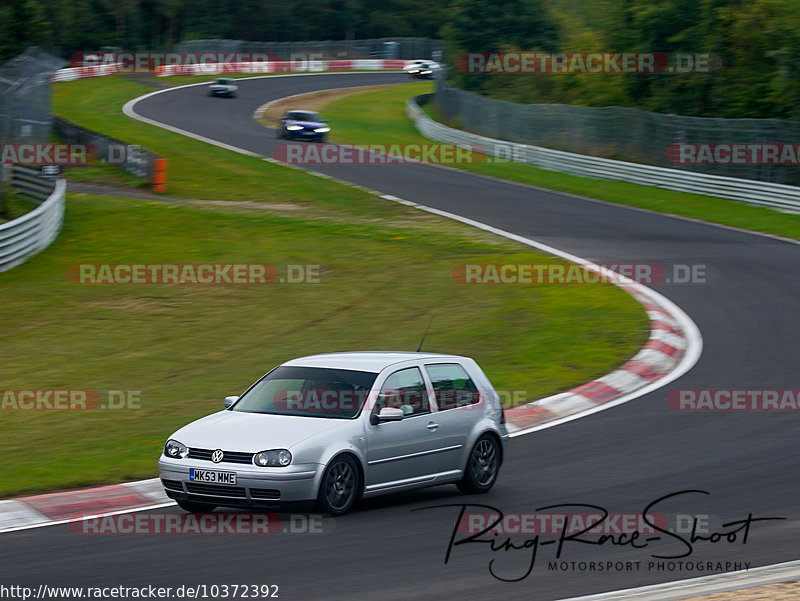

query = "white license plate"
[[189, 468, 236, 485]]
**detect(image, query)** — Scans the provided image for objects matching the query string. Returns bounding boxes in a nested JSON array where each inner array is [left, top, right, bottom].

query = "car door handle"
[[426, 422, 439, 431]]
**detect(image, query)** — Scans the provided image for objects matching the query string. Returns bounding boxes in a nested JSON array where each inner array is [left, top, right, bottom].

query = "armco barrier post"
[[152, 158, 168, 192]]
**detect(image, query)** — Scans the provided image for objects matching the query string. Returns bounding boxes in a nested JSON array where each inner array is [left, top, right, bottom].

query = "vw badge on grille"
[[211, 449, 224, 463]]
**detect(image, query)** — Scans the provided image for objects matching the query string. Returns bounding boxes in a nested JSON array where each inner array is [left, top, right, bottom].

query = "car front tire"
[[457, 434, 501, 494], [316, 455, 361, 516], [176, 500, 217, 513]]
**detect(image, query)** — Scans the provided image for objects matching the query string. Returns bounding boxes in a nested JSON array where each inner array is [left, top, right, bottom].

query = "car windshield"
[[232, 366, 378, 418], [215, 79, 232, 85], [288, 111, 321, 122]]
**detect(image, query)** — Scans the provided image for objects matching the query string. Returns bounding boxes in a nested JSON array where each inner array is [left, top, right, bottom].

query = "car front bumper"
[[158, 456, 323, 508], [285, 130, 326, 141]]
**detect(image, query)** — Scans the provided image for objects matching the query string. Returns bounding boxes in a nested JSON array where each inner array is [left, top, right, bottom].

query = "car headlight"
[[286, 125, 303, 131], [254, 449, 292, 467], [314, 127, 330, 133], [164, 439, 188, 459]]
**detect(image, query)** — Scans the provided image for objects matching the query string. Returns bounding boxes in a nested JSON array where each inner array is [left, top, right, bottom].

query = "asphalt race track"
[[3, 72, 799, 600]]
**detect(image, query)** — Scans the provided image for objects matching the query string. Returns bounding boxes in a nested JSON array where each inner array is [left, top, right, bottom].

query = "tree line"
[[445, 0, 800, 120], [1, 0, 797, 119]]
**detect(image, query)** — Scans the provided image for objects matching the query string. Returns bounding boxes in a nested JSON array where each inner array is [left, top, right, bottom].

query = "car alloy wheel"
[[457, 434, 500, 494], [318, 455, 360, 515]]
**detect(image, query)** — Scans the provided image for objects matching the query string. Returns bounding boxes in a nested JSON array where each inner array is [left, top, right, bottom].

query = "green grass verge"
[[0, 74, 647, 497], [0, 189, 39, 223], [321, 82, 800, 241]]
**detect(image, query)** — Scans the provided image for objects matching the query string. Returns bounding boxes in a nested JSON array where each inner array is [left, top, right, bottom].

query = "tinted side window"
[[376, 367, 430, 417], [426, 363, 480, 410]]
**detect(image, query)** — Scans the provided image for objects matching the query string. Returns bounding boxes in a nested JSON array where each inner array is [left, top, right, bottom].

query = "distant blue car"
[[277, 110, 330, 142]]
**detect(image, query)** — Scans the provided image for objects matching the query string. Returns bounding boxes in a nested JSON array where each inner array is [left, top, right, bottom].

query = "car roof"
[[282, 351, 468, 372]]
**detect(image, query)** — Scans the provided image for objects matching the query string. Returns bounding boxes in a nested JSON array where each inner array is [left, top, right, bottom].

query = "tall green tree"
[[442, 0, 560, 91]]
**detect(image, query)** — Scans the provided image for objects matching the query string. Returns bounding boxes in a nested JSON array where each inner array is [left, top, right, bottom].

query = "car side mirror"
[[375, 407, 404, 424], [224, 395, 239, 408]]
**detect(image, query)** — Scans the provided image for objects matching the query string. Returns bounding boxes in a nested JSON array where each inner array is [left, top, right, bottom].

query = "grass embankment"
[[0, 74, 647, 497]]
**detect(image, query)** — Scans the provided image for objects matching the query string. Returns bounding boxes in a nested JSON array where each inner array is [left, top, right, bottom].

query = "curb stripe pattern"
[[0, 480, 169, 532], [504, 284, 688, 434], [0, 75, 698, 534]]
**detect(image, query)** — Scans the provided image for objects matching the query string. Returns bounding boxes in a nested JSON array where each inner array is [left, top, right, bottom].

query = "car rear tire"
[[176, 500, 217, 513], [457, 434, 501, 494], [316, 455, 361, 516]]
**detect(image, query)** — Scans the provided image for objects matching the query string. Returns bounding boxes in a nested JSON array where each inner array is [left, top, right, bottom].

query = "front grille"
[[186, 482, 247, 499], [250, 488, 281, 500], [161, 479, 183, 492], [187, 448, 254, 464]]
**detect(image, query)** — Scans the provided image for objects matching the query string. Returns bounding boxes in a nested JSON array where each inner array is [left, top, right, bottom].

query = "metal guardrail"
[[155, 59, 407, 76], [11, 165, 56, 201], [434, 79, 800, 187], [408, 94, 800, 214], [54, 116, 159, 181], [0, 172, 65, 273], [51, 63, 122, 82]]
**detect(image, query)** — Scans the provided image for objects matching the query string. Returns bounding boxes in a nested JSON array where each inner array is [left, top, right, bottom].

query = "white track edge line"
[[0, 502, 177, 534], [4, 77, 702, 538], [553, 559, 800, 601], [19, 75, 789, 599], [123, 76, 700, 451]]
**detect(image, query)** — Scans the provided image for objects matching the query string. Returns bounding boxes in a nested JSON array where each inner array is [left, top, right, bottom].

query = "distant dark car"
[[208, 78, 238, 98], [277, 110, 330, 142]]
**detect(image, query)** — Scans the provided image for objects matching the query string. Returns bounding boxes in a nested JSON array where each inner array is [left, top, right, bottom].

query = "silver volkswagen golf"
[[159, 352, 508, 515]]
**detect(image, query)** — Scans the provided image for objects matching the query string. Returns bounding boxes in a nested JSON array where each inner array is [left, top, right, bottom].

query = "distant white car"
[[159, 352, 508, 515], [208, 78, 238, 98], [404, 59, 441, 75]]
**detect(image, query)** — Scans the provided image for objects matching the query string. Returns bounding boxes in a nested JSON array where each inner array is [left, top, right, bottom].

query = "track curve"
[[3, 72, 799, 601]]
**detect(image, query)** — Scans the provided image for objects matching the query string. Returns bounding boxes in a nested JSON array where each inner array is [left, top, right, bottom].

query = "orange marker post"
[[152, 158, 168, 192]]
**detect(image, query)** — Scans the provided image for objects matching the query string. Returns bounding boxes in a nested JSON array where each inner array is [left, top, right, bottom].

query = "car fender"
[[289, 423, 368, 478], [461, 417, 506, 470]]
